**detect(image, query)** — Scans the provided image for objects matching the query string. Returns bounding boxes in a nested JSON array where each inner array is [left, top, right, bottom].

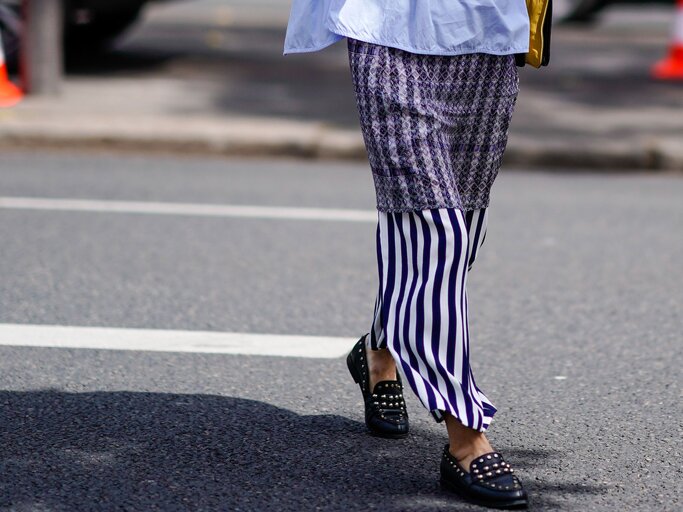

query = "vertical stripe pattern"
[[369, 207, 495, 432]]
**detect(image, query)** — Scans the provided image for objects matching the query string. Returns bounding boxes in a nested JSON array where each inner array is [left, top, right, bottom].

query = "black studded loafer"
[[346, 335, 409, 438], [440, 445, 528, 510]]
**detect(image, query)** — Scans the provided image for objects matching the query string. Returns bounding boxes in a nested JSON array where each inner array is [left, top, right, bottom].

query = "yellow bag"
[[517, 0, 552, 68]]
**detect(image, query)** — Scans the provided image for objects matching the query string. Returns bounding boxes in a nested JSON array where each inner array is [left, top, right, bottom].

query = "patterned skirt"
[[347, 38, 519, 213]]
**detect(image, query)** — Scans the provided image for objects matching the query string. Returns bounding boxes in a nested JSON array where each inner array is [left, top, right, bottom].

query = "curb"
[[1, 118, 682, 172], [502, 136, 683, 172]]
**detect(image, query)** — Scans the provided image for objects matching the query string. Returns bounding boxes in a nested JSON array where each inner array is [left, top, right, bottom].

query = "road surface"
[[0, 151, 680, 510]]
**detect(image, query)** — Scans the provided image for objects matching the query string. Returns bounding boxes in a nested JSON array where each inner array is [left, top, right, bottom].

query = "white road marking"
[[0, 324, 356, 359], [0, 196, 377, 223]]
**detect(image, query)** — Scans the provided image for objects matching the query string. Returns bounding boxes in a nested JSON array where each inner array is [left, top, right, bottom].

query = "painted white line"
[[0, 324, 356, 359], [0, 196, 377, 223]]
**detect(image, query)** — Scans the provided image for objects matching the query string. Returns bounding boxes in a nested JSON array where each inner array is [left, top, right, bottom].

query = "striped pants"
[[368, 207, 495, 432]]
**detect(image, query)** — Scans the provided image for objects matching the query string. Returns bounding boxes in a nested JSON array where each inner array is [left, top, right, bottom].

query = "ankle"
[[448, 435, 491, 461], [366, 348, 397, 389], [444, 414, 494, 470]]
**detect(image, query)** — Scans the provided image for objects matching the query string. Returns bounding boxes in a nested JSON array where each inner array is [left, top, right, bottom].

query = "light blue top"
[[284, 0, 530, 56]]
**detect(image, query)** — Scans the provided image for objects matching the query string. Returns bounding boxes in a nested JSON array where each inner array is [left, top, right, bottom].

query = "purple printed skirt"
[[348, 39, 519, 213]]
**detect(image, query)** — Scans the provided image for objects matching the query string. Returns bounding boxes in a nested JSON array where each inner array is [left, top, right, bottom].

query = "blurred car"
[[558, 0, 673, 22], [0, 0, 159, 64], [62, 0, 150, 49]]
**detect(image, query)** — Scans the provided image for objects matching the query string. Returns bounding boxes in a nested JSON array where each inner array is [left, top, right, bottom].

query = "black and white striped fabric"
[[368, 207, 495, 432]]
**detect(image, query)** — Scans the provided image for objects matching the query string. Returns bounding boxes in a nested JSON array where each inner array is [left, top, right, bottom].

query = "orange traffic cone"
[[0, 27, 23, 107], [652, 0, 683, 80]]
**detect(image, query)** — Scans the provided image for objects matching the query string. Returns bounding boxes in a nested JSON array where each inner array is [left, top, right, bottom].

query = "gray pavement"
[[0, 150, 681, 511], [1, 4, 682, 170]]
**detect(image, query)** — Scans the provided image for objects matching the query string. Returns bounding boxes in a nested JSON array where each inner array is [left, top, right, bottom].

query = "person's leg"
[[359, 207, 494, 434], [347, 37, 525, 504], [372, 207, 496, 432], [366, 330, 398, 390], [444, 412, 493, 466], [366, 220, 398, 390], [370, 209, 487, 367], [436, 207, 496, 468]]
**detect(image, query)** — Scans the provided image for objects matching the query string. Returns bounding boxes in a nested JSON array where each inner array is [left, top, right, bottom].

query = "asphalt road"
[[0, 152, 681, 511]]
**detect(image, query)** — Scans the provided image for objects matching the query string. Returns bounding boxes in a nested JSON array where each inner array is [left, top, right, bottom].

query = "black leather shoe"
[[440, 445, 528, 509], [346, 335, 409, 438]]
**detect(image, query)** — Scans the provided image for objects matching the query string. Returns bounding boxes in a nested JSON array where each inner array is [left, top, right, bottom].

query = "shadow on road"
[[63, 25, 364, 128], [64, 19, 683, 126], [65, 50, 175, 77], [0, 390, 606, 510]]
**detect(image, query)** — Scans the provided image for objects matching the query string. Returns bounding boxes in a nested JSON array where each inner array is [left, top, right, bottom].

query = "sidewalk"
[[1, 6, 681, 171]]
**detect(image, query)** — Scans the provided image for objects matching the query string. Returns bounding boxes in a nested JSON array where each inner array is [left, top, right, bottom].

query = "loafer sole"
[[440, 476, 528, 510], [368, 428, 410, 440]]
